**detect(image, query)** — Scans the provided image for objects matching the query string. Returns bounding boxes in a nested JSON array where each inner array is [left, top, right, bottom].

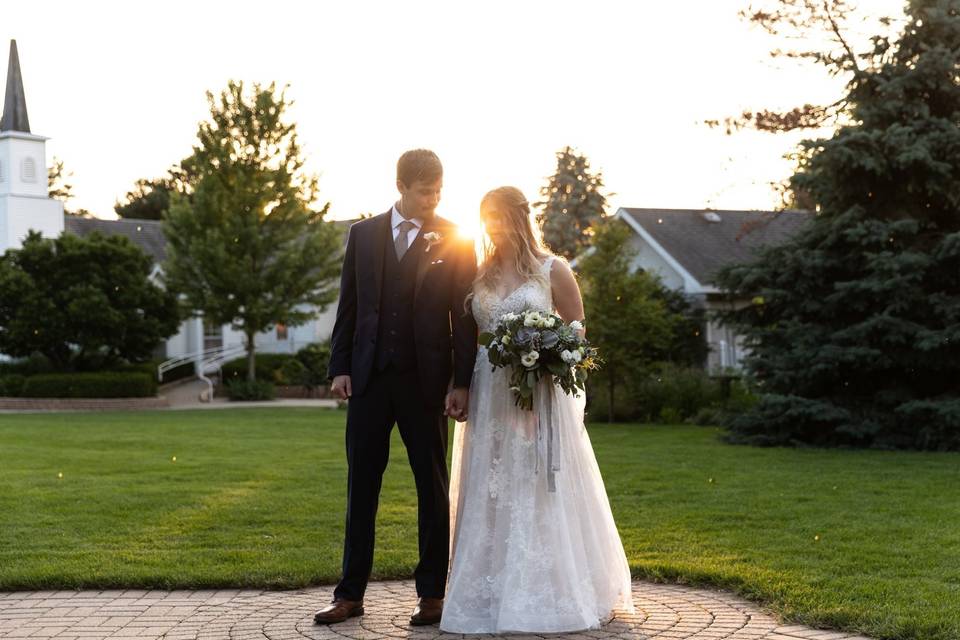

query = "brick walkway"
[[0, 580, 877, 640]]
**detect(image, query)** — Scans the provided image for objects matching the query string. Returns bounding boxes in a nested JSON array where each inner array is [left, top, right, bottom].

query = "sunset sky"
[[3, 1, 905, 235]]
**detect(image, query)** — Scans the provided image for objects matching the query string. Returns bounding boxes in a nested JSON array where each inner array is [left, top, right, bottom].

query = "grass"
[[0, 408, 957, 640]]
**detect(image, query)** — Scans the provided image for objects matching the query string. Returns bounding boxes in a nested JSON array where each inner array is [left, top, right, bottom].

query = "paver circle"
[[0, 580, 878, 639]]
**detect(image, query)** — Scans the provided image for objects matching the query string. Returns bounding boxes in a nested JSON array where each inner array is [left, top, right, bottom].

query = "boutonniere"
[[423, 231, 443, 252]]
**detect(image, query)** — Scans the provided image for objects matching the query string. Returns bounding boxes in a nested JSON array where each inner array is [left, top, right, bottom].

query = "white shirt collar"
[[391, 204, 423, 230]]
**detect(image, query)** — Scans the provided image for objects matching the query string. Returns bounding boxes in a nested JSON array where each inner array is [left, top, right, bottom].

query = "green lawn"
[[0, 408, 957, 640]]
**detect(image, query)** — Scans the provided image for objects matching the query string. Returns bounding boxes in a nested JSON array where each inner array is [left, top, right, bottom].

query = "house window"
[[276, 323, 288, 340], [21, 157, 36, 183], [203, 318, 223, 350]]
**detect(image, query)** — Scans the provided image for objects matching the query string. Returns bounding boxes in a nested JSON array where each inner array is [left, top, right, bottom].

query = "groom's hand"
[[445, 387, 469, 422], [331, 375, 352, 400]]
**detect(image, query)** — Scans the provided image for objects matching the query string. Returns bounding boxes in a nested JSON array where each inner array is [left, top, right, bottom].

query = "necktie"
[[395, 220, 416, 260]]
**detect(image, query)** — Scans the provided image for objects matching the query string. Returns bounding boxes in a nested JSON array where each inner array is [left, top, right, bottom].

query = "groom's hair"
[[397, 149, 443, 187]]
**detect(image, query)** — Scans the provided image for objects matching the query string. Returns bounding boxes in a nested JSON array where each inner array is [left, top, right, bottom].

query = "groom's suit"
[[327, 208, 478, 601]]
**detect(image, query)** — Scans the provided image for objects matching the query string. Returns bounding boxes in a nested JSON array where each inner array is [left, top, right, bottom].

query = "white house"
[[0, 40, 345, 374], [606, 207, 813, 372]]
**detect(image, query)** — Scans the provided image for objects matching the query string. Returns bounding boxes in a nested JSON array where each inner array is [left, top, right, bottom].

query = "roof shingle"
[[619, 207, 813, 286], [63, 216, 168, 262]]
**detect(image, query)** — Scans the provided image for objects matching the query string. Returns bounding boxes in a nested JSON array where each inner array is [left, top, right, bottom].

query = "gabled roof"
[[618, 207, 813, 288], [62, 215, 360, 264], [64, 216, 168, 262], [1, 40, 30, 133]]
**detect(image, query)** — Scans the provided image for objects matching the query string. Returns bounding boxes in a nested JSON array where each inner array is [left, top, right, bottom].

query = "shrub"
[[221, 353, 295, 384], [587, 364, 756, 424], [21, 372, 156, 398], [0, 374, 27, 397], [225, 379, 275, 401], [0, 354, 55, 377], [279, 341, 331, 391]]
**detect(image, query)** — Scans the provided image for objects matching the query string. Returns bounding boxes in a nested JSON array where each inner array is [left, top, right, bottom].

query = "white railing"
[[157, 343, 247, 402]]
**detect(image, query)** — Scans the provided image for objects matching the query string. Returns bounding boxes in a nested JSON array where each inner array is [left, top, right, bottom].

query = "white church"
[[0, 40, 341, 379]]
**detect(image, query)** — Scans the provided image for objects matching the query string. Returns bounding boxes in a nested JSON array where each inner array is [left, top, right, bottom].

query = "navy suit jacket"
[[327, 210, 479, 406]]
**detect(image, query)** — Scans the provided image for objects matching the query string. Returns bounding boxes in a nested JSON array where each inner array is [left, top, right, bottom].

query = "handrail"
[[157, 344, 244, 381], [157, 343, 247, 403]]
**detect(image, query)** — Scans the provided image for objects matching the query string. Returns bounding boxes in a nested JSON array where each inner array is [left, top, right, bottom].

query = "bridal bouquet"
[[478, 309, 600, 410]]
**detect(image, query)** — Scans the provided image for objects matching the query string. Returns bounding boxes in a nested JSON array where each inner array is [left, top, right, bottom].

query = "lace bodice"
[[471, 255, 557, 333]]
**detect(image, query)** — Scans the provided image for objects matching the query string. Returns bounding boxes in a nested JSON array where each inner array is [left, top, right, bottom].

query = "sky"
[[3, 0, 905, 236]]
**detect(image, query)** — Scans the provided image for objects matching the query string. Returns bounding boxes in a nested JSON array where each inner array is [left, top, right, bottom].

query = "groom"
[[314, 150, 478, 626]]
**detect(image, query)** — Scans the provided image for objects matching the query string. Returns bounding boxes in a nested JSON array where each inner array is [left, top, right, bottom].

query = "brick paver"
[[0, 580, 878, 639]]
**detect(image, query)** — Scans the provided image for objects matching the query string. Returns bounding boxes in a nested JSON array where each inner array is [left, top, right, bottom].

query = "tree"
[[653, 287, 709, 367], [579, 219, 678, 422], [536, 147, 609, 260], [47, 157, 95, 218], [47, 157, 73, 202], [162, 80, 342, 382], [0, 230, 180, 370], [712, 0, 960, 450], [115, 175, 179, 220]]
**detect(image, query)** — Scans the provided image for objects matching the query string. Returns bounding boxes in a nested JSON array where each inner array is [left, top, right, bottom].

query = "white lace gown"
[[441, 255, 635, 634]]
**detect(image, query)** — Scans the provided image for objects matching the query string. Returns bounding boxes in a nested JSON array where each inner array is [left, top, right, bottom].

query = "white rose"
[[520, 350, 540, 368], [569, 320, 584, 332], [561, 349, 574, 363], [545, 316, 556, 328], [524, 313, 539, 327]]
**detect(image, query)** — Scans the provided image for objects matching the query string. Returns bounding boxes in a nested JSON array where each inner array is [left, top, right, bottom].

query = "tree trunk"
[[246, 332, 256, 382]]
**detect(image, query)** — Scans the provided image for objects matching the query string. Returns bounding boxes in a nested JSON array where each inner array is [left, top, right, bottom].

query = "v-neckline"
[[491, 256, 555, 301], [494, 280, 530, 302]]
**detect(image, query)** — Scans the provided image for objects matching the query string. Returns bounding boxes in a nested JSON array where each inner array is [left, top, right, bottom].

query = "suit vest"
[[374, 224, 420, 372]]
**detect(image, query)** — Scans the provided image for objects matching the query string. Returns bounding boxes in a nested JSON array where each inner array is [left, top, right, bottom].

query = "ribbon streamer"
[[535, 378, 560, 493]]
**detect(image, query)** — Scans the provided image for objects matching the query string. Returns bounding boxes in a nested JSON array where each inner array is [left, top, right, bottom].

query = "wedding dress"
[[441, 255, 635, 634]]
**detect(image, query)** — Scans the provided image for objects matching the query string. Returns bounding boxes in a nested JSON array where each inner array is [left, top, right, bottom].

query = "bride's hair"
[[467, 186, 551, 310]]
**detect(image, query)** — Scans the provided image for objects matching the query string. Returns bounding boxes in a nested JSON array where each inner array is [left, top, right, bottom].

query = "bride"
[[441, 186, 635, 634]]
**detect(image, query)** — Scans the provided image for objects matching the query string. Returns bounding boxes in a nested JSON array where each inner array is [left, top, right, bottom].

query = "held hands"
[[331, 375, 352, 400], [445, 387, 469, 422]]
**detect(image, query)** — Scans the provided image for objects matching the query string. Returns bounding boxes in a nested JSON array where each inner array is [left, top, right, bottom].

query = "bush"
[[0, 374, 27, 397], [631, 364, 723, 423], [225, 379, 276, 401], [587, 364, 757, 424], [0, 354, 55, 377], [586, 377, 639, 422], [221, 353, 295, 384], [281, 342, 331, 390], [21, 372, 156, 398]]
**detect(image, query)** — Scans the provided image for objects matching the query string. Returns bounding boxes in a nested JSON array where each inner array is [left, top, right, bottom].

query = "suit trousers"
[[333, 364, 450, 601]]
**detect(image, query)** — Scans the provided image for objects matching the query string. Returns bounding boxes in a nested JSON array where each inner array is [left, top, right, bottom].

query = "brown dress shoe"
[[313, 598, 364, 624], [409, 597, 443, 626]]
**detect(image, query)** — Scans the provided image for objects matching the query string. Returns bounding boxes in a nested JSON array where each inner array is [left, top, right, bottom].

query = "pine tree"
[[162, 81, 342, 382], [536, 147, 609, 260], [713, 0, 960, 450]]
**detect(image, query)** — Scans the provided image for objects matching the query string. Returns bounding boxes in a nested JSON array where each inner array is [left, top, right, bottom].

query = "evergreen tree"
[[579, 219, 678, 422], [713, 0, 960, 450], [536, 147, 609, 260], [162, 81, 342, 382], [0, 231, 180, 370]]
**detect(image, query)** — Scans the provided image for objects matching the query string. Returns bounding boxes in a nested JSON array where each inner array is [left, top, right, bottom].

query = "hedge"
[[20, 372, 157, 398]]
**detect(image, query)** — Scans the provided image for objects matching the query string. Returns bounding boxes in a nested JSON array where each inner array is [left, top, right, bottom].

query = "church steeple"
[[1, 40, 30, 133]]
